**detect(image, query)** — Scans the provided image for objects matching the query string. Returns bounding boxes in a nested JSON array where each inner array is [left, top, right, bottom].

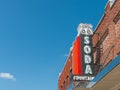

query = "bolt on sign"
[[72, 23, 94, 81]]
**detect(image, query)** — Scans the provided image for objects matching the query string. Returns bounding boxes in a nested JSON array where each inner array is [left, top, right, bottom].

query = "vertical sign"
[[80, 34, 94, 75], [73, 24, 94, 81]]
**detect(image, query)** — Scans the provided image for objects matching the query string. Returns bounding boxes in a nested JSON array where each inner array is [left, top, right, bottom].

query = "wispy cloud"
[[64, 54, 69, 57], [0, 72, 16, 81]]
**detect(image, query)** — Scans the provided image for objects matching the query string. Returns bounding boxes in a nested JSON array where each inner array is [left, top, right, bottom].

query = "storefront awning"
[[87, 54, 120, 90]]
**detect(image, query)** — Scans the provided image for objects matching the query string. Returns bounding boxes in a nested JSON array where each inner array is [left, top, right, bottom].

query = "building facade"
[[58, 0, 120, 90]]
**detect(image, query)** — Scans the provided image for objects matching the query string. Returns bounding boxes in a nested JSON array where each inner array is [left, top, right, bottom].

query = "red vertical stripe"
[[76, 36, 83, 75], [73, 36, 83, 75], [73, 40, 78, 75]]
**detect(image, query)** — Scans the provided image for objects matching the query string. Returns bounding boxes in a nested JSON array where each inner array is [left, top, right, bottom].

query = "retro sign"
[[73, 24, 94, 81]]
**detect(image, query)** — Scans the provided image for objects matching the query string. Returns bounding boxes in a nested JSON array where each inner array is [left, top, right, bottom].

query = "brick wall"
[[93, 0, 120, 70], [58, 51, 73, 90]]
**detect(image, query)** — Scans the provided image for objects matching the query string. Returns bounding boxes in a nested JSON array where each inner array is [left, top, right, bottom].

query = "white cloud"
[[64, 54, 68, 57], [0, 72, 16, 81]]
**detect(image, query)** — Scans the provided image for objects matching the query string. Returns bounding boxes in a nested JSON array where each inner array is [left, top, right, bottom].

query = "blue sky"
[[0, 0, 107, 90]]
